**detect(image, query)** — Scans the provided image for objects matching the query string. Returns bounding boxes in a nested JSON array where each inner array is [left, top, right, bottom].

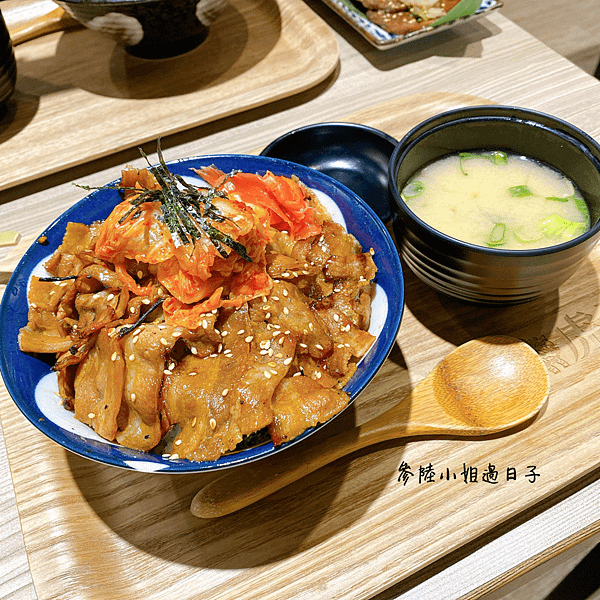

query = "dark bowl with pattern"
[[55, 0, 227, 58], [389, 105, 600, 305]]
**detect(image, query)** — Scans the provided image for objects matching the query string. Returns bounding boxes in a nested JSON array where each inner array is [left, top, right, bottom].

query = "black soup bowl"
[[389, 105, 600, 304]]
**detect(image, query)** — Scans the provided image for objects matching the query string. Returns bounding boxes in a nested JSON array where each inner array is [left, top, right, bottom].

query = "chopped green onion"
[[459, 150, 508, 175], [487, 222, 506, 247], [540, 214, 571, 236], [546, 195, 570, 202], [562, 222, 586, 240], [401, 180, 424, 199], [509, 185, 533, 197], [487, 151, 509, 165]]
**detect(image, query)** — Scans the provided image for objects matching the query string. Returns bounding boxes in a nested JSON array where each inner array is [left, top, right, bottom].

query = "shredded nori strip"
[[118, 298, 165, 338], [38, 275, 78, 282], [75, 139, 252, 262]]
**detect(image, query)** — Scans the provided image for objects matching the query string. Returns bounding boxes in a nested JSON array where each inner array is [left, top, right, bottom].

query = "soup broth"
[[401, 151, 591, 250]]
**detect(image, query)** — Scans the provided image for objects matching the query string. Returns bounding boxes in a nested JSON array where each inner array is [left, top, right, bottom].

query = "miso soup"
[[400, 150, 591, 250]]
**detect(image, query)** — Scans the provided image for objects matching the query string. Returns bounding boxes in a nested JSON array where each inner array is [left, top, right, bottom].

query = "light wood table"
[[1, 3, 600, 599]]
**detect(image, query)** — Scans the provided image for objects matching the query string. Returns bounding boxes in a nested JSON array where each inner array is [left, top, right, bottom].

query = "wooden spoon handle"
[[190, 392, 431, 519], [3, 0, 80, 45]]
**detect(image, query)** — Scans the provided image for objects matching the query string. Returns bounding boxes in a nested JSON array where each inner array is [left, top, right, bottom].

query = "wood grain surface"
[[3, 93, 600, 600], [0, 0, 339, 191]]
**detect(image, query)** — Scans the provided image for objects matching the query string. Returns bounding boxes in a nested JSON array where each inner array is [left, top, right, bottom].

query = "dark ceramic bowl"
[[55, 0, 227, 59], [0, 9, 17, 111], [389, 105, 600, 304], [261, 122, 398, 223]]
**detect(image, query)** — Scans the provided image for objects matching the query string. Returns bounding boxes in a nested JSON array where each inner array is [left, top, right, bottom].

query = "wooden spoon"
[[191, 335, 549, 518]]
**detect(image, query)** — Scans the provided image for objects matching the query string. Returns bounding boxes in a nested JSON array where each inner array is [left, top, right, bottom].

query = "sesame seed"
[[202, 319, 208, 329], [265, 312, 271, 319], [260, 340, 270, 349], [92, 293, 100, 300], [88, 412, 95, 419], [268, 361, 277, 367], [107, 293, 115, 301], [160, 338, 169, 346], [272, 296, 279, 301], [315, 344, 324, 350], [245, 335, 254, 343], [129, 354, 135, 360], [169, 362, 175, 370], [283, 307, 289, 315], [264, 370, 272, 379], [299, 343, 308, 348], [175, 439, 182, 446], [169, 454, 180, 460], [191, 417, 197, 427], [221, 330, 228, 337], [237, 329, 245, 335], [316, 372, 322, 379], [191, 347, 198, 355], [282, 272, 290, 278], [111, 352, 118, 361], [282, 289, 288, 297], [142, 298, 151, 305], [189, 372, 197, 376], [333, 314, 340, 322], [259, 349, 269, 355], [158, 325, 166, 330], [210, 418, 217, 429], [222, 388, 229, 397], [270, 369, 278, 375], [172, 331, 182, 338], [283, 357, 293, 365], [131, 393, 136, 401], [308, 322, 314, 331], [132, 336, 139, 344]]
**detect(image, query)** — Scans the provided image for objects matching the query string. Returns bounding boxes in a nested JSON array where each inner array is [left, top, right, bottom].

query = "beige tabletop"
[[1, 2, 600, 599]]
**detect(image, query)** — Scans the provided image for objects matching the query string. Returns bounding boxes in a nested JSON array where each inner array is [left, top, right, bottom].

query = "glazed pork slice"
[[72, 328, 124, 442], [115, 323, 180, 451], [268, 377, 350, 445], [162, 310, 296, 461]]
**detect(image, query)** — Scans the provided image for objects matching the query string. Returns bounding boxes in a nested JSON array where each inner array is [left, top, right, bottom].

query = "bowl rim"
[[261, 121, 399, 153], [389, 104, 600, 256], [0, 152, 405, 473]]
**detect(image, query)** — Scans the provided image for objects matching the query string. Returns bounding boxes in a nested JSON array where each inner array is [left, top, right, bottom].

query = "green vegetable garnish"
[[540, 214, 585, 240], [75, 139, 252, 262], [402, 180, 425, 199], [509, 185, 533, 197], [459, 151, 508, 175], [546, 195, 570, 202], [487, 222, 506, 247]]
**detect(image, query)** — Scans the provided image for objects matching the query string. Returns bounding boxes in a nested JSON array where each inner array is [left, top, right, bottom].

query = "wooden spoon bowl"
[[191, 335, 549, 518]]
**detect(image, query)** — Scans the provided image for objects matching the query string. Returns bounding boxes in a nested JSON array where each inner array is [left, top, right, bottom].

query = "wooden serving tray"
[[2, 93, 600, 600], [0, 0, 339, 191]]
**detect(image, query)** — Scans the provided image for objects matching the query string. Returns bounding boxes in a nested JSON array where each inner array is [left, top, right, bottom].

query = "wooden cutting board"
[[0, 0, 339, 191], [2, 93, 600, 600]]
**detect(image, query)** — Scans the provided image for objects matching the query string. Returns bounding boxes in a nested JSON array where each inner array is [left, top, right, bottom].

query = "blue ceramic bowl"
[[0, 154, 404, 472], [389, 106, 600, 304]]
